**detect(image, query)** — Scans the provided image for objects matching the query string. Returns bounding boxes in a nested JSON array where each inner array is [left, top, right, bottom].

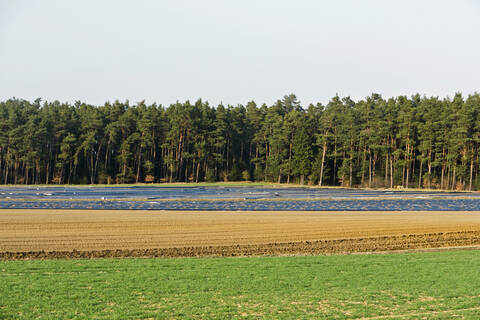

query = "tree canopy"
[[2, 93, 480, 190]]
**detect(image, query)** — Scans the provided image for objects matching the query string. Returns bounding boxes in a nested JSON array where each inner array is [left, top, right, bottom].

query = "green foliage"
[[205, 169, 216, 182], [3, 250, 480, 319], [142, 160, 154, 175], [241, 170, 250, 181], [1, 93, 480, 189], [96, 169, 110, 184], [253, 167, 264, 181]]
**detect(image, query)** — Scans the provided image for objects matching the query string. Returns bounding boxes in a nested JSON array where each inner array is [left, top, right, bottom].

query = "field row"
[[3, 198, 480, 210], [2, 209, 480, 258], [2, 185, 477, 200], [3, 231, 480, 260]]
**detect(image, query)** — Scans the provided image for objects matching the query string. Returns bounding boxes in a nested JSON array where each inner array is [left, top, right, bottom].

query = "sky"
[[1, 0, 479, 107]]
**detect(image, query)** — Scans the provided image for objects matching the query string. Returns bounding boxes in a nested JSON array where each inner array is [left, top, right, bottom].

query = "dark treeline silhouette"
[[1, 93, 480, 190]]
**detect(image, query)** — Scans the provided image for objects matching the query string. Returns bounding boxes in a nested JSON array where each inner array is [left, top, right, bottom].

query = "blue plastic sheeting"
[[1, 186, 479, 211], [1, 199, 480, 211], [0, 186, 478, 200]]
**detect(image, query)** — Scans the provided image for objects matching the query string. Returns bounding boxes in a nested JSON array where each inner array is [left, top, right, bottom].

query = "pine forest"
[[1, 93, 480, 190]]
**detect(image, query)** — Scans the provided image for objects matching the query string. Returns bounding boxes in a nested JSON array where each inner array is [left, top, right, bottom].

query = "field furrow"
[[2, 209, 480, 259]]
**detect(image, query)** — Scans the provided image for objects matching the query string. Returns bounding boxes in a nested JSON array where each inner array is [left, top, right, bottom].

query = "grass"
[[2, 250, 480, 319], [0, 181, 280, 188], [0, 181, 378, 189]]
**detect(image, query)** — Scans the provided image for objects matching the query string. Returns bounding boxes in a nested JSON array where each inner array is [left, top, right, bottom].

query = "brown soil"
[[2, 209, 480, 259]]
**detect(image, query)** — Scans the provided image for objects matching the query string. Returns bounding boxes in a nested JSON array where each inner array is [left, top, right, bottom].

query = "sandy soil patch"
[[1, 209, 480, 258]]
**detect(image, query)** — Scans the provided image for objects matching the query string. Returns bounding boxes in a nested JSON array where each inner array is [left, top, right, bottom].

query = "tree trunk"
[[452, 165, 456, 190], [349, 146, 354, 187], [35, 161, 40, 184], [196, 162, 200, 183], [59, 167, 64, 185], [287, 142, 292, 184], [45, 159, 49, 184], [469, 155, 474, 191], [418, 155, 423, 189], [441, 163, 445, 190], [390, 156, 394, 188], [333, 143, 337, 185], [14, 161, 18, 184], [319, 142, 327, 186], [68, 160, 73, 184], [427, 150, 432, 189], [136, 150, 141, 183], [361, 148, 366, 186], [446, 165, 450, 190], [368, 151, 372, 187], [385, 152, 389, 186], [405, 146, 410, 189], [4, 159, 8, 184], [264, 142, 268, 182], [104, 140, 110, 169]]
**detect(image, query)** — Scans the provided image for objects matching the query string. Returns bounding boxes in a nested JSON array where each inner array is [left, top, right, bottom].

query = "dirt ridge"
[[3, 231, 480, 260]]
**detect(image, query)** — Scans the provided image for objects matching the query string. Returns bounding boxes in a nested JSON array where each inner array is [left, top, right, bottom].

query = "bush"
[[220, 171, 228, 182], [144, 175, 155, 183], [253, 167, 264, 181], [51, 175, 61, 184], [205, 169, 216, 182], [97, 171, 110, 184], [242, 170, 251, 181]]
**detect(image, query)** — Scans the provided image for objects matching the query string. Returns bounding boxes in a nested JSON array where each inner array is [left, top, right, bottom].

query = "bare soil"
[[2, 209, 480, 259]]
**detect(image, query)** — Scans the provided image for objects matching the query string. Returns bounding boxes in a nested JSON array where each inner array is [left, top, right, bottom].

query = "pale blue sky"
[[1, 0, 479, 106]]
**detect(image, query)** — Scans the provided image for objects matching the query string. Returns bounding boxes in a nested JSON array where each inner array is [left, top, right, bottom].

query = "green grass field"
[[2, 250, 480, 319]]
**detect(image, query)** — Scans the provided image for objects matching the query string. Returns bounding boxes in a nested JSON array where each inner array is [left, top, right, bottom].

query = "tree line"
[[1, 93, 480, 190]]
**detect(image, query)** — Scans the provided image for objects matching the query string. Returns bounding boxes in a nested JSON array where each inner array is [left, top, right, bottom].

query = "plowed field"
[[2, 209, 480, 259]]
